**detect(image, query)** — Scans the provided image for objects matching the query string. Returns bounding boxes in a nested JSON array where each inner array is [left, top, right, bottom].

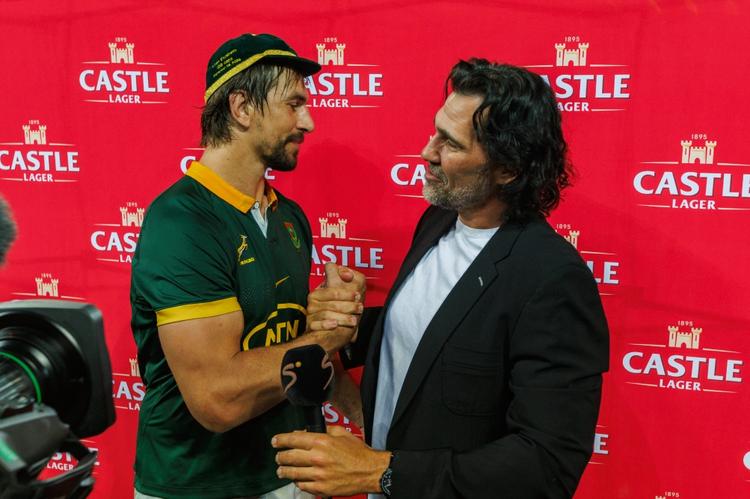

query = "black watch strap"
[[379, 452, 396, 497]]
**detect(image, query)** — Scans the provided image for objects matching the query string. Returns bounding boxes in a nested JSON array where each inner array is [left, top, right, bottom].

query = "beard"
[[422, 163, 495, 211], [259, 133, 304, 172]]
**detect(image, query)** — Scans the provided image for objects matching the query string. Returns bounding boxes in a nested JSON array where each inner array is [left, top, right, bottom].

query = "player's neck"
[[199, 145, 266, 202]]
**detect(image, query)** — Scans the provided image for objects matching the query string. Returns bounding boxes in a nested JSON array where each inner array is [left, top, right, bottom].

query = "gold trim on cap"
[[204, 49, 297, 102]]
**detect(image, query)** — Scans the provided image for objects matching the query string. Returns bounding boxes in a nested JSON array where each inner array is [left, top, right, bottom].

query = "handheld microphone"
[[280, 344, 334, 433]]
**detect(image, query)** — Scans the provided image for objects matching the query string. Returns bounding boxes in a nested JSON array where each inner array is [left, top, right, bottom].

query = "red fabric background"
[[1, 1, 749, 497]]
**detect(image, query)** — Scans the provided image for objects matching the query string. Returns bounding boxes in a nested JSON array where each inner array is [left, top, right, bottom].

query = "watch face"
[[380, 467, 393, 496]]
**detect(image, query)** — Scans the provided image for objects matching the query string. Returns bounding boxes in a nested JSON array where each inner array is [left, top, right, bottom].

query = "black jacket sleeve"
[[389, 263, 609, 498]]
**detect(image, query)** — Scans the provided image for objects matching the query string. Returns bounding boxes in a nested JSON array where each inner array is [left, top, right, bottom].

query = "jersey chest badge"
[[283, 222, 301, 250]]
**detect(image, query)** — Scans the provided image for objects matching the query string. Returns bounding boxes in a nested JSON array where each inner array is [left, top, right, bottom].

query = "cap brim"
[[264, 55, 321, 77]]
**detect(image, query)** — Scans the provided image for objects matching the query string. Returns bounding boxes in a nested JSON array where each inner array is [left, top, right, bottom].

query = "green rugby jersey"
[[130, 161, 311, 498]]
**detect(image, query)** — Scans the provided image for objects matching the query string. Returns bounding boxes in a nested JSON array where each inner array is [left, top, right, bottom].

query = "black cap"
[[205, 33, 320, 102]]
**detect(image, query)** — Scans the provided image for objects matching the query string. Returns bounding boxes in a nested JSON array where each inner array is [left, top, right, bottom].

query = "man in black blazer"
[[273, 59, 609, 499]]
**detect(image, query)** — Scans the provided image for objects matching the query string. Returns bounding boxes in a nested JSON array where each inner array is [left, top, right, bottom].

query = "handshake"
[[304, 262, 367, 358]]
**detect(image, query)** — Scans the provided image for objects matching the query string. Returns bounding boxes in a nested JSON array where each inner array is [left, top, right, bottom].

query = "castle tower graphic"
[[668, 325, 702, 349], [319, 217, 348, 238], [680, 139, 717, 164], [563, 229, 580, 249], [22, 122, 47, 145], [555, 42, 589, 67], [35, 273, 59, 297], [316, 42, 346, 65], [109, 40, 135, 64], [120, 202, 145, 227], [129, 357, 141, 377]]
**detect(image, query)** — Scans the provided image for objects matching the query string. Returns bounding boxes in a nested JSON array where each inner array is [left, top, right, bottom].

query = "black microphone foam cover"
[[281, 344, 334, 407]]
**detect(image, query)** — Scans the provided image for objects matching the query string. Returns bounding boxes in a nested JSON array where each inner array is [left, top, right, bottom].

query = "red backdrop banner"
[[1, 1, 749, 497]]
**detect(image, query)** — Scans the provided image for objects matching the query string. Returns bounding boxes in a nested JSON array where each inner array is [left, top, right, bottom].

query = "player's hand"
[[306, 263, 366, 340]]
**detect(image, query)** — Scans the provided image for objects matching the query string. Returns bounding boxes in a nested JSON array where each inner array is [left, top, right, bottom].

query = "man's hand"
[[306, 263, 366, 345], [272, 426, 390, 496]]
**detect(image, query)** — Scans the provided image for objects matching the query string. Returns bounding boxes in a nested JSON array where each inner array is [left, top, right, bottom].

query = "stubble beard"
[[259, 133, 303, 172], [422, 163, 495, 211]]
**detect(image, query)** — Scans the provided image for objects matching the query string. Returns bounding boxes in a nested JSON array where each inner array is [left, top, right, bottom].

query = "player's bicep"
[[158, 311, 244, 413]]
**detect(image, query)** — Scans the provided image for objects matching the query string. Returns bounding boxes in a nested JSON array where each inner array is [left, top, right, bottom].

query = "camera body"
[[0, 300, 115, 497]]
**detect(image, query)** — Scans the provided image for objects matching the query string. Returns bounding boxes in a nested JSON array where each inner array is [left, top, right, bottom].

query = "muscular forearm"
[[185, 329, 348, 432], [330, 357, 364, 429]]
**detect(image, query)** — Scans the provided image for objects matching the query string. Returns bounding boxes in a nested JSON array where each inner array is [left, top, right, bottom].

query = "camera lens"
[[0, 353, 37, 413], [0, 311, 89, 426]]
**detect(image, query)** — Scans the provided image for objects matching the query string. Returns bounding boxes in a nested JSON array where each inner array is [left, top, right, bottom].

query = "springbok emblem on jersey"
[[237, 234, 255, 265]]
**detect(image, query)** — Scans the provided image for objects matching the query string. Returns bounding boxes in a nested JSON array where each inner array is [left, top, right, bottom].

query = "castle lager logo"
[[623, 321, 743, 393], [112, 357, 144, 412], [655, 492, 682, 499], [311, 212, 384, 277], [46, 440, 100, 472], [90, 201, 144, 263], [526, 36, 631, 112], [78, 37, 169, 104], [555, 224, 620, 295], [10, 273, 84, 300], [590, 425, 609, 465], [304, 37, 384, 109], [388, 153, 428, 199], [633, 134, 750, 211], [0, 120, 80, 183]]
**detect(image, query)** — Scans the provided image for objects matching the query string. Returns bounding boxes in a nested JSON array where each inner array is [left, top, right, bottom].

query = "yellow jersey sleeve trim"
[[204, 49, 297, 102], [186, 161, 255, 213], [242, 303, 307, 350], [156, 297, 241, 327]]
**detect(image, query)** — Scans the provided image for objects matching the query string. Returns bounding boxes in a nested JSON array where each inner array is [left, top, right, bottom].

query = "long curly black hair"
[[447, 59, 573, 223]]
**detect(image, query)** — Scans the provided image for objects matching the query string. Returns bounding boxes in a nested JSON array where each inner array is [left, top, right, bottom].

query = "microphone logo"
[[321, 354, 333, 391], [281, 361, 302, 394]]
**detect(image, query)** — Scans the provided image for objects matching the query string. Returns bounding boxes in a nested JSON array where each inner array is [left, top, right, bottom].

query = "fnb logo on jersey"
[[90, 202, 143, 263], [526, 37, 631, 112], [112, 357, 144, 412], [0, 120, 80, 183], [78, 37, 169, 104], [311, 212, 384, 276], [554, 224, 620, 295], [304, 38, 384, 109], [623, 321, 743, 393], [10, 273, 84, 300], [633, 134, 750, 211]]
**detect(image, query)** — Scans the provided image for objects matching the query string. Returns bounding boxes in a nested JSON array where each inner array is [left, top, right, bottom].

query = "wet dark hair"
[[200, 64, 301, 148], [447, 58, 573, 222]]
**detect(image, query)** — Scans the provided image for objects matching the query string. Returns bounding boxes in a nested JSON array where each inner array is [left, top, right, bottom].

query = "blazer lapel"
[[387, 221, 526, 436]]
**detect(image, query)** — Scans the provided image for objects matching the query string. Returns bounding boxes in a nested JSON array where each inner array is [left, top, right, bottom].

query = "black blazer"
[[349, 206, 609, 498]]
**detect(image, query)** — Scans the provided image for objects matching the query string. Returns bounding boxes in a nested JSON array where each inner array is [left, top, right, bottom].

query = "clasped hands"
[[305, 262, 366, 353]]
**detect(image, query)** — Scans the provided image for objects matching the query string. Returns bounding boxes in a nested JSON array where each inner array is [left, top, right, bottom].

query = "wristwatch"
[[379, 452, 396, 497]]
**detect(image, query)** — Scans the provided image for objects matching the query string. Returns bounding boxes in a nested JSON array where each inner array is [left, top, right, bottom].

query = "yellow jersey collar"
[[186, 161, 278, 213]]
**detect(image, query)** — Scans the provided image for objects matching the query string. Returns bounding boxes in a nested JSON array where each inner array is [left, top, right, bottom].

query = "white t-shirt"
[[369, 217, 499, 498]]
